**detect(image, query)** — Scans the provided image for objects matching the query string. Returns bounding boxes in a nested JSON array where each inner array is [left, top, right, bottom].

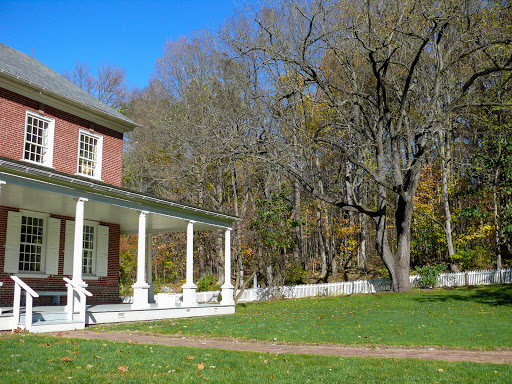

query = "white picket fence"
[[120, 268, 511, 304], [231, 268, 511, 303]]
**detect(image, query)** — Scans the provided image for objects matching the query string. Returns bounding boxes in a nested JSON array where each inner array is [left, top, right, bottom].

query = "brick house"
[[0, 43, 237, 331]]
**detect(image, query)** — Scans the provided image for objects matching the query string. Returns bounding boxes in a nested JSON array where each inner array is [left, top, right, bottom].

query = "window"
[[4, 211, 60, 276], [63, 220, 109, 278], [82, 224, 95, 275], [19, 215, 45, 272], [77, 130, 102, 179], [23, 111, 54, 167]]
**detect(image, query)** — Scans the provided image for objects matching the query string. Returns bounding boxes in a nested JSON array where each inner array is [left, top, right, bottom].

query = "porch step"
[[29, 319, 85, 333], [21, 310, 68, 324]]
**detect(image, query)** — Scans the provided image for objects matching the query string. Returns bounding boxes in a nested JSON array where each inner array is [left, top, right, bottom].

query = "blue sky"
[[1, 0, 239, 89]]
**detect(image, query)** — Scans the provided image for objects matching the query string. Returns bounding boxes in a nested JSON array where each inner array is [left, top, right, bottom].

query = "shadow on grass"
[[413, 284, 512, 306]]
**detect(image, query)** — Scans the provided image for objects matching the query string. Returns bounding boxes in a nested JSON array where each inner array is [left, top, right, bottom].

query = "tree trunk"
[[316, 201, 328, 280], [493, 168, 502, 270], [358, 214, 368, 271], [440, 130, 456, 271], [293, 178, 304, 266]]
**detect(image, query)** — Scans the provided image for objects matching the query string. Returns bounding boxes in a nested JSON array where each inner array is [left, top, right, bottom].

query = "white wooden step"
[[29, 319, 84, 333]]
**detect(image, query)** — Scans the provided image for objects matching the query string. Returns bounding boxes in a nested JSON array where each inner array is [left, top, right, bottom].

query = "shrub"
[[197, 275, 218, 292], [415, 264, 446, 288]]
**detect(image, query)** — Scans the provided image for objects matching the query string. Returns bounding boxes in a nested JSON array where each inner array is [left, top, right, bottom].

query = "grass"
[[97, 284, 512, 349], [0, 333, 511, 383]]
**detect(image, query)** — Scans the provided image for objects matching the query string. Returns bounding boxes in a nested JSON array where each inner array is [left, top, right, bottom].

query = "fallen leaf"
[[263, 360, 269, 364], [47, 358, 55, 362], [186, 355, 194, 360], [86, 365, 93, 369], [41, 343, 51, 347], [93, 355, 102, 359], [61, 357, 73, 362], [437, 369, 444, 373], [209, 366, 217, 370], [116, 350, 124, 353], [197, 363, 205, 370], [117, 365, 128, 372], [71, 351, 80, 354]]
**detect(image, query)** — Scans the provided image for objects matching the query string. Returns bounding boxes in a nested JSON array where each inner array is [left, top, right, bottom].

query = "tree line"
[[67, 0, 512, 293]]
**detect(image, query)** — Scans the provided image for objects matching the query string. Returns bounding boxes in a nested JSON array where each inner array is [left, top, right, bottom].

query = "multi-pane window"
[[82, 225, 95, 275], [19, 215, 45, 272], [23, 112, 54, 166], [78, 131, 102, 179]]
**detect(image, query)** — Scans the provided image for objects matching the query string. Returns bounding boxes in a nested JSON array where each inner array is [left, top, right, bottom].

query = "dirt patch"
[[50, 329, 512, 365]]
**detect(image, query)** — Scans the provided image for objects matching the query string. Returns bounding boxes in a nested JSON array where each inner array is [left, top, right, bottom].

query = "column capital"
[[77, 197, 88, 204], [140, 210, 149, 216], [0, 180, 6, 186]]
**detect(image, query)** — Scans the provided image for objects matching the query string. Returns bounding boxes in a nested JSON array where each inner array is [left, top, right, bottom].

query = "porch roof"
[[0, 157, 239, 233]]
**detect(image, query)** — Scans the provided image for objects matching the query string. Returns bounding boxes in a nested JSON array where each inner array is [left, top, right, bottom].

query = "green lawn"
[[98, 284, 512, 349], [0, 334, 510, 383]]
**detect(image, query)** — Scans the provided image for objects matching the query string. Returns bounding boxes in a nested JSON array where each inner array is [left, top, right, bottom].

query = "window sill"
[[20, 159, 54, 169], [15, 273, 50, 279], [75, 173, 102, 182], [83, 275, 101, 281]]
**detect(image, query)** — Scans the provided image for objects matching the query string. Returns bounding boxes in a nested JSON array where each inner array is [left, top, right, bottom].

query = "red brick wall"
[[0, 87, 124, 186], [0, 206, 121, 306]]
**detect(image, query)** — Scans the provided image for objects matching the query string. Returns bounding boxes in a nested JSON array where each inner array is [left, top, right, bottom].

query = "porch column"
[[72, 197, 88, 286], [132, 211, 150, 309], [221, 228, 235, 306], [146, 232, 155, 303], [181, 220, 197, 307]]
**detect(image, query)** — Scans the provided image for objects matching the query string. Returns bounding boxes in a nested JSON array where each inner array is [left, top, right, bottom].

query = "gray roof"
[[0, 43, 137, 129]]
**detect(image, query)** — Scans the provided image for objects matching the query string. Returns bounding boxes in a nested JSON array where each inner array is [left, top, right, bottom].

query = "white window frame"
[[82, 220, 98, 276], [77, 129, 103, 180], [63, 220, 109, 279], [22, 111, 55, 167], [4, 210, 61, 278], [18, 211, 48, 274]]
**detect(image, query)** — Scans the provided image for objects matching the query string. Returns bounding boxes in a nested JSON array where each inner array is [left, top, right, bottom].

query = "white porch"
[[0, 301, 235, 333], [0, 158, 238, 332]]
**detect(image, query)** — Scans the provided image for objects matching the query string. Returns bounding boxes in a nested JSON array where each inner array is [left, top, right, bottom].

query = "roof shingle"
[[0, 43, 136, 129]]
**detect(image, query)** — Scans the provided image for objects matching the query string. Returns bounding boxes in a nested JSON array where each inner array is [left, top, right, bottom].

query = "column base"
[[181, 284, 198, 307], [221, 285, 235, 306], [131, 283, 151, 309]]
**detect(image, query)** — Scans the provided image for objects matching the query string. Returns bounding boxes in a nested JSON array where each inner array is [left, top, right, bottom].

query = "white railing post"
[[64, 277, 92, 326], [10, 276, 39, 331], [13, 282, 21, 329], [25, 294, 34, 332], [66, 284, 74, 321]]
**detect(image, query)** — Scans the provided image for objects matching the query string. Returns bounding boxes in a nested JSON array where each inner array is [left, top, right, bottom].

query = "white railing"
[[11, 276, 39, 332], [63, 278, 92, 325]]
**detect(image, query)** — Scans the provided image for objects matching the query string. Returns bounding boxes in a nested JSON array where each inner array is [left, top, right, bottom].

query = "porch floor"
[[0, 302, 235, 331]]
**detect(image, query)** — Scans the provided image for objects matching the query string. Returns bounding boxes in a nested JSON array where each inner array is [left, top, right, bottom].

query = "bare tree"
[[64, 62, 128, 109], [221, 0, 512, 291]]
